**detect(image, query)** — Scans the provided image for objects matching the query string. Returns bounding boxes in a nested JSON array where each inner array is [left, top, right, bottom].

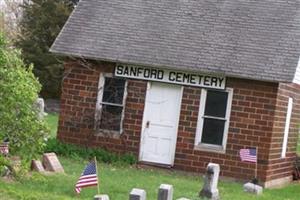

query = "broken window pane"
[[99, 104, 123, 131], [102, 77, 126, 104], [96, 76, 126, 132]]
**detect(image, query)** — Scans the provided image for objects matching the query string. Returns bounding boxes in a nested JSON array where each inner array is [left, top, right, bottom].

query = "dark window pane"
[[99, 105, 123, 131], [102, 77, 126, 104], [204, 90, 228, 118], [201, 118, 225, 145]]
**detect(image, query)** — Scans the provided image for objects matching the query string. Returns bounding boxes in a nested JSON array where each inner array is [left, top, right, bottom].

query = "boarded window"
[[95, 75, 126, 132]]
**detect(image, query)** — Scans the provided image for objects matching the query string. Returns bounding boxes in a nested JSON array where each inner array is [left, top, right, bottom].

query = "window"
[[195, 88, 233, 152], [95, 73, 127, 132], [281, 97, 293, 158]]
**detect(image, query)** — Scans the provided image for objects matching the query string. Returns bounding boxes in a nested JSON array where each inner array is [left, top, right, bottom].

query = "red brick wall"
[[58, 61, 101, 145], [265, 83, 300, 182], [174, 79, 279, 182], [58, 60, 146, 155], [58, 61, 299, 184]]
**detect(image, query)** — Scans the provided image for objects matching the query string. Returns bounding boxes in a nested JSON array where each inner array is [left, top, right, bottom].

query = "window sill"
[[94, 129, 121, 139], [194, 143, 226, 154]]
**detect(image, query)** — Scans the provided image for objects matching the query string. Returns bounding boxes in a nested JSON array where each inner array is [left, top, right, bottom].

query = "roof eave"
[[50, 49, 293, 84]]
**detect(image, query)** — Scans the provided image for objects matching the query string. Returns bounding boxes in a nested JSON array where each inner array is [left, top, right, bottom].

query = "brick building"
[[50, 0, 300, 188]]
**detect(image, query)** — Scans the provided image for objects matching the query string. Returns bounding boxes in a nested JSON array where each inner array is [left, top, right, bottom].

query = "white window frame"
[[194, 88, 233, 153], [95, 73, 128, 133], [281, 97, 293, 158]]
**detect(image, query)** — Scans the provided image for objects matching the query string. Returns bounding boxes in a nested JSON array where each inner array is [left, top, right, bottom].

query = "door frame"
[[139, 81, 184, 166]]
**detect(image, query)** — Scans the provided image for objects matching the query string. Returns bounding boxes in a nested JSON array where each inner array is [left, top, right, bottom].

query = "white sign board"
[[115, 65, 226, 89]]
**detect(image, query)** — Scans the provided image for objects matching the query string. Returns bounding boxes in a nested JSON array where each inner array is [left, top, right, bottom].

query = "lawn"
[[1, 114, 300, 200], [45, 113, 59, 138], [1, 156, 300, 200]]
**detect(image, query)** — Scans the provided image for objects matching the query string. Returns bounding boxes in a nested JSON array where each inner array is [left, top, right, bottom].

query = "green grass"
[[1, 112, 300, 199], [0, 156, 300, 200], [45, 113, 59, 138]]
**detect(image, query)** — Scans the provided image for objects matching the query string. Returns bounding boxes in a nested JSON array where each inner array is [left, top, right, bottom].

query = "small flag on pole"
[[0, 144, 9, 155], [239, 148, 257, 163], [75, 161, 98, 194]]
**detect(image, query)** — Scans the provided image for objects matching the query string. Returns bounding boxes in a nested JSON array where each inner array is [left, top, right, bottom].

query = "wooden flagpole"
[[255, 147, 258, 179], [94, 156, 100, 195]]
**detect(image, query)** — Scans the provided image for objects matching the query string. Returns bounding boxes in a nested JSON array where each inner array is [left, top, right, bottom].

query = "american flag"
[[0, 145, 9, 155], [239, 148, 257, 163], [75, 161, 98, 194]]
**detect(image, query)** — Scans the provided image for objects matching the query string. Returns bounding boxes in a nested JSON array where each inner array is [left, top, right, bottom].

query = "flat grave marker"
[[129, 188, 146, 200], [31, 160, 45, 172], [42, 153, 64, 173]]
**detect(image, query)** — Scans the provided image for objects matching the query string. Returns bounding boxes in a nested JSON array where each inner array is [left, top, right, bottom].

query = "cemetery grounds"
[[0, 113, 300, 200]]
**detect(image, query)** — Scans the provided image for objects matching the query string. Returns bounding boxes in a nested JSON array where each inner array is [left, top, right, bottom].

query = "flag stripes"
[[75, 161, 98, 194], [0, 145, 9, 155], [239, 148, 257, 163]]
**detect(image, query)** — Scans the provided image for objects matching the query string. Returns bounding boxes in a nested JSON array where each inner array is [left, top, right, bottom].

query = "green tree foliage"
[[16, 0, 75, 98], [0, 32, 48, 159]]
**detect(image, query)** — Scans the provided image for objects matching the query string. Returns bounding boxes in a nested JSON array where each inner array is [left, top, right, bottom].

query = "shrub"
[[0, 32, 48, 160], [44, 138, 137, 165]]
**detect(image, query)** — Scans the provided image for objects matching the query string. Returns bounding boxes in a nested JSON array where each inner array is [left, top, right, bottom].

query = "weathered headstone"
[[44, 99, 60, 113], [243, 182, 263, 195], [158, 184, 173, 200], [199, 163, 220, 200], [42, 153, 64, 173], [129, 188, 146, 200], [35, 97, 46, 119], [0, 166, 10, 177], [11, 156, 21, 172], [31, 160, 45, 172], [94, 194, 110, 200]]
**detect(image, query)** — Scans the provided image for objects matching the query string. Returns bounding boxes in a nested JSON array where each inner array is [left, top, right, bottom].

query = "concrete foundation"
[[263, 176, 292, 188]]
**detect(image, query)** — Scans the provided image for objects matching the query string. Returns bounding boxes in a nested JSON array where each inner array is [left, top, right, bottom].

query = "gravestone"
[[42, 153, 64, 173], [199, 163, 220, 200], [243, 182, 263, 195], [176, 198, 190, 200], [158, 184, 173, 200], [94, 194, 110, 200], [35, 97, 46, 119], [11, 156, 21, 172], [31, 160, 45, 172], [1, 166, 10, 177], [129, 188, 146, 200]]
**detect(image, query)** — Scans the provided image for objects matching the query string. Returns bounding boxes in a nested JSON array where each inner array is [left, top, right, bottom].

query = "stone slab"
[[129, 188, 146, 200], [158, 184, 173, 200], [35, 97, 46, 119], [11, 156, 21, 172], [176, 198, 190, 200], [42, 153, 64, 173], [199, 163, 220, 200], [243, 182, 263, 195], [31, 160, 45, 172], [94, 194, 110, 200]]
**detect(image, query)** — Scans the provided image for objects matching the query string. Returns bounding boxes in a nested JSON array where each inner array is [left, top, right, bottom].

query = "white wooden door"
[[139, 82, 182, 165]]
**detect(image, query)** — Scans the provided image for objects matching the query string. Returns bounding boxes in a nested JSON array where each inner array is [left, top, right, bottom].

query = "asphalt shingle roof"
[[50, 0, 300, 83]]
